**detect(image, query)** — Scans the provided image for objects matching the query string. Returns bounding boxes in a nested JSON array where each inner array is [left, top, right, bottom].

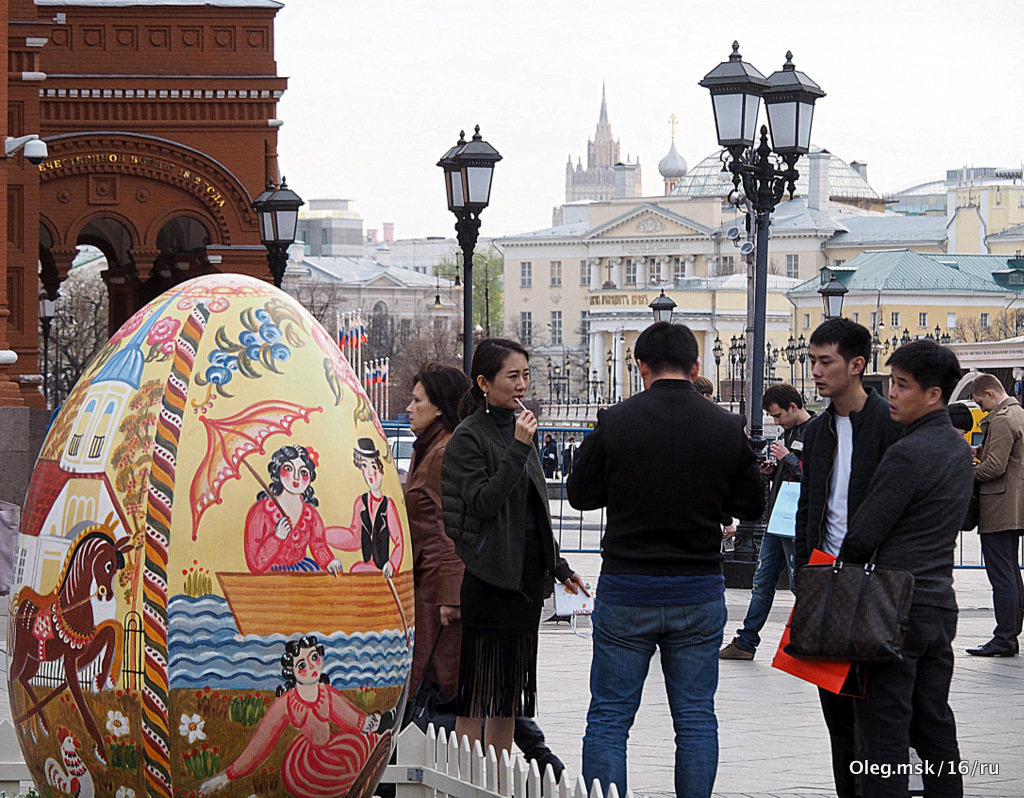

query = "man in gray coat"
[[843, 339, 974, 797], [967, 373, 1024, 656]]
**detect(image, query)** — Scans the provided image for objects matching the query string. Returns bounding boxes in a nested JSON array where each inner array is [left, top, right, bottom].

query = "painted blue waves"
[[168, 595, 412, 691]]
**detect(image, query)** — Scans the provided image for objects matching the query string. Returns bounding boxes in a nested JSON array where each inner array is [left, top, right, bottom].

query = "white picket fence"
[[383, 723, 632, 798]]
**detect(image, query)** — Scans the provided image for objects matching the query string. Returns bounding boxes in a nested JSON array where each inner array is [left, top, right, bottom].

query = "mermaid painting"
[[199, 635, 395, 797], [243, 445, 343, 575]]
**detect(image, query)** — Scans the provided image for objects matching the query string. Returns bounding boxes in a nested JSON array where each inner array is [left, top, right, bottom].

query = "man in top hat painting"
[[327, 438, 405, 577]]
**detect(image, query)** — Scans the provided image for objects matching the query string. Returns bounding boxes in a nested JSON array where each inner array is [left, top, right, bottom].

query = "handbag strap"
[[412, 625, 445, 698]]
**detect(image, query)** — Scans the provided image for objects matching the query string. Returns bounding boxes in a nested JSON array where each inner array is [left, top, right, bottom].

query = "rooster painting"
[[44, 727, 94, 798]]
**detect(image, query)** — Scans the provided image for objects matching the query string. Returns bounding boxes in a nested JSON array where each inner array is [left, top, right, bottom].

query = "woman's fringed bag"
[[785, 549, 915, 663]]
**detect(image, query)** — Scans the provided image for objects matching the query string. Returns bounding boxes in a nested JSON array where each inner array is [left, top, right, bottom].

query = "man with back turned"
[[567, 322, 764, 798]]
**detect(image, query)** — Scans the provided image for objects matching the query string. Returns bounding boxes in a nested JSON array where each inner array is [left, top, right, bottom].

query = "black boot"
[[514, 717, 564, 780]]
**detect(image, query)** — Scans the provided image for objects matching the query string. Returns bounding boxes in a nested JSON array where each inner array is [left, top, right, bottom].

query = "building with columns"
[[499, 145, 963, 410]]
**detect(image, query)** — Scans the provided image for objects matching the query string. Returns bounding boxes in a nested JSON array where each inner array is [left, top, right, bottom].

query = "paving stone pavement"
[[0, 555, 1021, 797], [534, 553, 1024, 798]]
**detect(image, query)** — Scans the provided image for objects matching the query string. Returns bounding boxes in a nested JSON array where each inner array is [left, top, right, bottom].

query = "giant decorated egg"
[[8, 274, 413, 798]]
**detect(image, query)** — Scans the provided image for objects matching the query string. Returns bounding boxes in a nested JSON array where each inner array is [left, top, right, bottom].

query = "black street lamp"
[[701, 42, 824, 443], [871, 330, 882, 372], [901, 328, 912, 347], [797, 334, 809, 400], [438, 126, 502, 369], [252, 178, 304, 287], [650, 289, 677, 323], [606, 348, 616, 402], [785, 335, 797, 384], [583, 354, 592, 401], [764, 342, 779, 384], [818, 272, 848, 319], [713, 335, 724, 402], [38, 291, 56, 407], [728, 335, 739, 404], [625, 347, 634, 397]]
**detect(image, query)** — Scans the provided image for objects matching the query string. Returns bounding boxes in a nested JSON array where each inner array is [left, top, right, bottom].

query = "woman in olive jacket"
[[441, 338, 584, 757]]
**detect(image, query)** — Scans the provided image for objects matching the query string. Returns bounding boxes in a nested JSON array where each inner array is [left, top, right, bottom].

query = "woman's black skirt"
[[457, 536, 546, 718]]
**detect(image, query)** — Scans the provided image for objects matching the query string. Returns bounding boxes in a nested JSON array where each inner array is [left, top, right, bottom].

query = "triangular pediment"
[[363, 271, 406, 288], [585, 203, 711, 240]]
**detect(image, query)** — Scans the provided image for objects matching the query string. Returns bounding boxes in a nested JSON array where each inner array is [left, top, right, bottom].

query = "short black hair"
[[633, 322, 698, 376], [947, 403, 974, 433], [762, 383, 803, 411], [885, 339, 963, 404], [809, 318, 871, 372]]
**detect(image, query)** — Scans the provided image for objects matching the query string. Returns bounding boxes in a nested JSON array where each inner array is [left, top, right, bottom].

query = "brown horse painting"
[[10, 519, 134, 763]]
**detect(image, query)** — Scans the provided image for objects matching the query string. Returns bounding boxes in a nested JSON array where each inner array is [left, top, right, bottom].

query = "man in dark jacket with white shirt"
[[843, 339, 973, 797], [567, 322, 764, 798], [795, 318, 901, 798]]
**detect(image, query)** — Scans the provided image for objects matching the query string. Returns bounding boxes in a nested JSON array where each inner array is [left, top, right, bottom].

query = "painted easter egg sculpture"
[[8, 274, 412, 798]]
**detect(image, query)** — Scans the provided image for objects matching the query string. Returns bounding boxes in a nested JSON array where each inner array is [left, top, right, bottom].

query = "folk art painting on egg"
[[7, 274, 412, 798]]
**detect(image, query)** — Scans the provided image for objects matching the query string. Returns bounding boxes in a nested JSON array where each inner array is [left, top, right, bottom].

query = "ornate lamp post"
[[871, 330, 882, 373], [252, 178, 304, 288], [38, 291, 56, 407], [624, 347, 634, 397], [819, 271, 848, 319], [797, 334, 809, 400], [649, 289, 677, 323], [713, 335, 724, 402], [583, 354, 592, 401], [606, 348, 616, 402], [728, 335, 739, 404], [785, 335, 797, 384], [546, 359, 554, 403], [701, 42, 824, 443], [437, 126, 502, 369], [901, 328, 912, 347]]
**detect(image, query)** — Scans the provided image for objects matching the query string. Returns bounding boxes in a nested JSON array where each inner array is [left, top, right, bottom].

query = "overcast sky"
[[273, 0, 1024, 240]]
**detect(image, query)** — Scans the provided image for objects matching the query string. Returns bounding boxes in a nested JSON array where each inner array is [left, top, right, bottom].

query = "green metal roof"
[[788, 249, 1021, 295]]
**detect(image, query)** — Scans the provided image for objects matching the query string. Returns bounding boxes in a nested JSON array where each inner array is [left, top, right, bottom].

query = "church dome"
[[658, 141, 688, 179], [670, 146, 879, 202]]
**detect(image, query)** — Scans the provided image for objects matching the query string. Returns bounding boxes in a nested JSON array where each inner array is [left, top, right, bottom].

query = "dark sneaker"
[[719, 640, 755, 660]]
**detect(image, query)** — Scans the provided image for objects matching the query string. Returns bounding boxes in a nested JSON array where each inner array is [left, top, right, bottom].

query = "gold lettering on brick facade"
[[38, 151, 228, 206]]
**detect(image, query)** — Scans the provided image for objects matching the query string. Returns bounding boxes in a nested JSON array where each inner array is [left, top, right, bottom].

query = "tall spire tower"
[[565, 85, 641, 203]]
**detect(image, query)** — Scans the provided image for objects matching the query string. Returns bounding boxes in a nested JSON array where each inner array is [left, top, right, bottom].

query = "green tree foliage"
[[436, 246, 504, 336]]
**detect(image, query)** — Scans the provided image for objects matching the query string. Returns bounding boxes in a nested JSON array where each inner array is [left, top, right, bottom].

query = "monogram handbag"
[[784, 550, 915, 663]]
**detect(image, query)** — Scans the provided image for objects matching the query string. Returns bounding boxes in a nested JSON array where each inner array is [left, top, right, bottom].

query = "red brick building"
[[1, 0, 288, 409]]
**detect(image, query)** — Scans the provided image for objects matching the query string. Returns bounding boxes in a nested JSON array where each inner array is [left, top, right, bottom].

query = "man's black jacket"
[[794, 388, 901, 567], [567, 379, 764, 576]]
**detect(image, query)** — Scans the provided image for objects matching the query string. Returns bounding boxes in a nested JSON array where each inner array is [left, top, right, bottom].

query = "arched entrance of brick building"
[[38, 131, 270, 333]]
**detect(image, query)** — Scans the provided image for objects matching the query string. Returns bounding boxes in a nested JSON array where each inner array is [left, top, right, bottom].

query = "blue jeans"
[[582, 596, 727, 798], [734, 532, 795, 653]]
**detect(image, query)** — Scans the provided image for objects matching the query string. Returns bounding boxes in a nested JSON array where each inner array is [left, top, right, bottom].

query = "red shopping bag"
[[772, 549, 859, 695]]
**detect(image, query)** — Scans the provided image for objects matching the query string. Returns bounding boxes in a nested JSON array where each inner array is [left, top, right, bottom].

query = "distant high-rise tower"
[[565, 84, 642, 203]]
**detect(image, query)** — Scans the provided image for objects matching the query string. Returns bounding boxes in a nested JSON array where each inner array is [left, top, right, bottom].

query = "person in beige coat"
[[968, 373, 1024, 656]]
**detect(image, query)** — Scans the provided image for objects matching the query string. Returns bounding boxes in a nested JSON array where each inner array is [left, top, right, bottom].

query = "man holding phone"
[[721, 383, 811, 660]]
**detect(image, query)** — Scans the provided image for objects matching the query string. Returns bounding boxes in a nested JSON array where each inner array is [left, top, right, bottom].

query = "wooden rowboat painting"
[[216, 571, 413, 636]]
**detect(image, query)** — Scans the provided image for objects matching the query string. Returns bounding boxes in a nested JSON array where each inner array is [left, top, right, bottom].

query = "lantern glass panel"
[[766, 100, 796, 151], [465, 165, 493, 206], [743, 93, 761, 143], [712, 93, 757, 146], [797, 102, 815, 151], [448, 171, 464, 210], [260, 211, 275, 242], [277, 210, 298, 243]]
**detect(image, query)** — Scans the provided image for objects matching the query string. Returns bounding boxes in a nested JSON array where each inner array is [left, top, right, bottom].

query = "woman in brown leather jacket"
[[404, 364, 470, 702]]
